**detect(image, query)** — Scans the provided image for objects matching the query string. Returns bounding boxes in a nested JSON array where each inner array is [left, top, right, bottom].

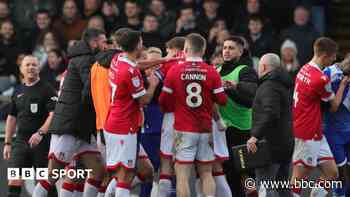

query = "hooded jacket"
[[48, 41, 97, 142], [250, 68, 294, 163]]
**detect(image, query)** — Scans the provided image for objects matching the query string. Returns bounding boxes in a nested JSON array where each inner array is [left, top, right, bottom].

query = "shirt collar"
[[308, 61, 322, 71], [185, 57, 203, 62], [118, 56, 137, 67]]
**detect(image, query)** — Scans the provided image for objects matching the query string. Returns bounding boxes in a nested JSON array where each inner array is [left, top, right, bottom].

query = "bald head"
[[258, 53, 281, 78]]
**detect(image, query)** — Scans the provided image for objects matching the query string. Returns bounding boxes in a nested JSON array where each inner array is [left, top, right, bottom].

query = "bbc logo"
[[7, 168, 48, 180]]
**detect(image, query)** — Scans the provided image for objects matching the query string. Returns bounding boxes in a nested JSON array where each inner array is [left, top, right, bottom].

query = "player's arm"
[[159, 68, 175, 112], [212, 69, 228, 106], [136, 57, 179, 70], [329, 76, 350, 112], [137, 72, 159, 106]]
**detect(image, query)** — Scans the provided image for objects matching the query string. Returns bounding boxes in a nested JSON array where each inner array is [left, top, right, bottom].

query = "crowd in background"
[[0, 0, 332, 119]]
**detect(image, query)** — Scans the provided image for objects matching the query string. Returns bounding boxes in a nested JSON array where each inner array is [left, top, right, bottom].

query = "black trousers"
[[223, 126, 253, 197]]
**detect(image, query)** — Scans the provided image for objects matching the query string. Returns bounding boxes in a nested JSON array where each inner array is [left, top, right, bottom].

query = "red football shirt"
[[293, 62, 334, 140], [159, 57, 227, 133], [104, 55, 146, 134]]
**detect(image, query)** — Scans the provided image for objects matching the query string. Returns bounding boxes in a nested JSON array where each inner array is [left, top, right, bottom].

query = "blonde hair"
[[147, 47, 162, 56]]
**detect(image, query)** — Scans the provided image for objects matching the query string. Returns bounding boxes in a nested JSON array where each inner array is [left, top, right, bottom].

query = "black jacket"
[[95, 49, 121, 69], [48, 41, 97, 142], [220, 57, 258, 108], [251, 68, 294, 163]]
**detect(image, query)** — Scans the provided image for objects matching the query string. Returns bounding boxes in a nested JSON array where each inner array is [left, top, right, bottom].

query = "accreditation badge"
[[30, 103, 38, 113]]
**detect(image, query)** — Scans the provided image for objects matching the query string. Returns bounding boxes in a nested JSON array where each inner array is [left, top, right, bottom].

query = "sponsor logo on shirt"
[[51, 96, 58, 102], [30, 103, 38, 113]]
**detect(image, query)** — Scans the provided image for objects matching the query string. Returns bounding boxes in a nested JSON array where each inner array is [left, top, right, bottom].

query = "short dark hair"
[[48, 49, 64, 59], [144, 12, 157, 19], [82, 28, 105, 43], [314, 37, 338, 56], [112, 28, 132, 46], [125, 0, 139, 5], [36, 9, 50, 17], [166, 36, 185, 50], [248, 14, 264, 24], [185, 33, 206, 53], [224, 36, 244, 48], [117, 30, 142, 52]]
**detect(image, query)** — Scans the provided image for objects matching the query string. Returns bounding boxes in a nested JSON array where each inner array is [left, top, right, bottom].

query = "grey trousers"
[[255, 162, 293, 197]]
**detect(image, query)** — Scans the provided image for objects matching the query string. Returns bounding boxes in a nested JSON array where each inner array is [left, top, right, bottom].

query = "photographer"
[[323, 56, 350, 196], [247, 53, 294, 197], [3, 55, 57, 197]]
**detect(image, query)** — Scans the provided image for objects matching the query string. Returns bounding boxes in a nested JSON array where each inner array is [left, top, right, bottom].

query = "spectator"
[[281, 5, 320, 65], [142, 13, 164, 50], [247, 53, 294, 197], [244, 14, 273, 58], [178, 0, 196, 9], [207, 27, 229, 59], [197, 0, 221, 37], [175, 5, 198, 36], [83, 0, 102, 18], [0, 20, 22, 92], [25, 9, 53, 50], [40, 49, 67, 90], [9, 0, 58, 31], [120, 0, 143, 30], [0, 1, 10, 23], [32, 30, 61, 69], [101, 0, 121, 35], [280, 39, 300, 80], [208, 19, 227, 44], [232, 0, 272, 34], [210, 51, 224, 65], [53, 0, 87, 45], [87, 15, 105, 31], [149, 0, 176, 40]]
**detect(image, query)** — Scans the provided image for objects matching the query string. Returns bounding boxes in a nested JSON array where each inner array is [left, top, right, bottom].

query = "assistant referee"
[[3, 55, 57, 197]]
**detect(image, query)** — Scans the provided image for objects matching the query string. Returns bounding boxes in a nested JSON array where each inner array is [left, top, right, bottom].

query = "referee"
[[3, 55, 57, 197]]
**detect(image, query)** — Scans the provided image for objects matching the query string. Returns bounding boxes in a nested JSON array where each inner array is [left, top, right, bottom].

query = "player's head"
[[147, 47, 162, 60], [118, 29, 143, 58], [82, 28, 107, 52], [313, 37, 338, 67], [339, 56, 350, 73], [110, 27, 132, 49], [222, 36, 244, 62], [184, 33, 206, 58], [166, 36, 185, 57], [258, 53, 281, 78], [20, 55, 40, 81]]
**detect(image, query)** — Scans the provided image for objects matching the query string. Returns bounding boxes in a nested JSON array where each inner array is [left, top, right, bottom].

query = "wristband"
[[4, 142, 11, 146], [38, 130, 46, 136]]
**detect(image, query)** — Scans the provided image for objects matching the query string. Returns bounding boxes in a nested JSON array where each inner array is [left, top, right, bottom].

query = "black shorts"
[[9, 136, 50, 170]]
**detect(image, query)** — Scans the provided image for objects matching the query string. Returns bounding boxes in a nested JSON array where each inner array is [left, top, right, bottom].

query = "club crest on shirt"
[[127, 160, 133, 167], [132, 77, 140, 87], [306, 157, 313, 165], [30, 103, 38, 113]]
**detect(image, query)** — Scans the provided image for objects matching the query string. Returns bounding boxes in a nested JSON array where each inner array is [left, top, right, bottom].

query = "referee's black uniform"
[[8, 80, 57, 170]]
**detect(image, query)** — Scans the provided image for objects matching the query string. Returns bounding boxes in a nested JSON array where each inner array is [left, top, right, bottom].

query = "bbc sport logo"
[[7, 168, 92, 180]]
